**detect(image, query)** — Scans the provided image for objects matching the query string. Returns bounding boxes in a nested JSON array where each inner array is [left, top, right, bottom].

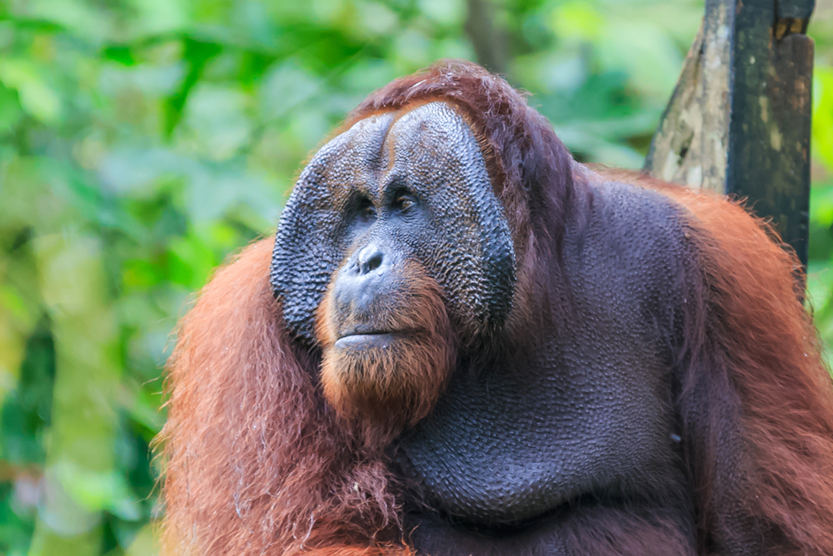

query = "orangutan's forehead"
[[330, 101, 485, 197]]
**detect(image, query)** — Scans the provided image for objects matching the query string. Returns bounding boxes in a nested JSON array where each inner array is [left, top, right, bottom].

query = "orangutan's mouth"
[[335, 332, 399, 350]]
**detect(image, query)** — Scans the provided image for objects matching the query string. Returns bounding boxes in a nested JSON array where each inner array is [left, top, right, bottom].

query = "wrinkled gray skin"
[[272, 102, 697, 554], [399, 181, 697, 555]]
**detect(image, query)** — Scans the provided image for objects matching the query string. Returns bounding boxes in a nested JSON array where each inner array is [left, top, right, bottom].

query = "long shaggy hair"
[[615, 170, 833, 554], [156, 239, 416, 555]]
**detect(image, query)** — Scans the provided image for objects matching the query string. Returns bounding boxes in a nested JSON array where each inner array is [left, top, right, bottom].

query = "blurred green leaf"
[[813, 66, 833, 169], [164, 38, 222, 137], [0, 59, 61, 124]]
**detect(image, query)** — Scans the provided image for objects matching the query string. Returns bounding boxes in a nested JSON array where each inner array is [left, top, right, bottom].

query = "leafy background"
[[1, 0, 832, 555]]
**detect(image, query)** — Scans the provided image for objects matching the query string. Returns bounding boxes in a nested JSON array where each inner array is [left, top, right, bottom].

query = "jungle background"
[[1, 0, 833, 554]]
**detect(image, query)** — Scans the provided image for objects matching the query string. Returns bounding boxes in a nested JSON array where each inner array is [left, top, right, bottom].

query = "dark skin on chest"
[[157, 61, 833, 556]]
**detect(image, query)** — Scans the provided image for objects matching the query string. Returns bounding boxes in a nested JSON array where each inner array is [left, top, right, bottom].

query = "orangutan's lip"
[[334, 331, 398, 349]]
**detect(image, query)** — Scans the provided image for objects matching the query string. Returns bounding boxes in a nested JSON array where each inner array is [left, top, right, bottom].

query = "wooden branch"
[[645, 0, 815, 266]]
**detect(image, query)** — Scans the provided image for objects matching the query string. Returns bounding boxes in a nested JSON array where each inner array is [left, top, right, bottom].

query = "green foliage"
[[0, 1, 831, 554]]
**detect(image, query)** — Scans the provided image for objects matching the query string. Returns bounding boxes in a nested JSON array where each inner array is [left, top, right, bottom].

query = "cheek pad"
[[386, 103, 515, 332], [271, 114, 394, 343]]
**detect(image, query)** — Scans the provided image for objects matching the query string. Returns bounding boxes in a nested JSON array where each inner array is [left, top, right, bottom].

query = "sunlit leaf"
[[0, 60, 61, 124]]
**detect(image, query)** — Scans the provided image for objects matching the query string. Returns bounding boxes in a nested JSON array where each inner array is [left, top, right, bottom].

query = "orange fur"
[[315, 262, 455, 434], [593, 168, 833, 554], [156, 239, 409, 556]]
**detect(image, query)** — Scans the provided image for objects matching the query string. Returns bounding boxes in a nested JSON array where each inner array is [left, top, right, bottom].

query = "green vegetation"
[[1, 1, 832, 554]]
